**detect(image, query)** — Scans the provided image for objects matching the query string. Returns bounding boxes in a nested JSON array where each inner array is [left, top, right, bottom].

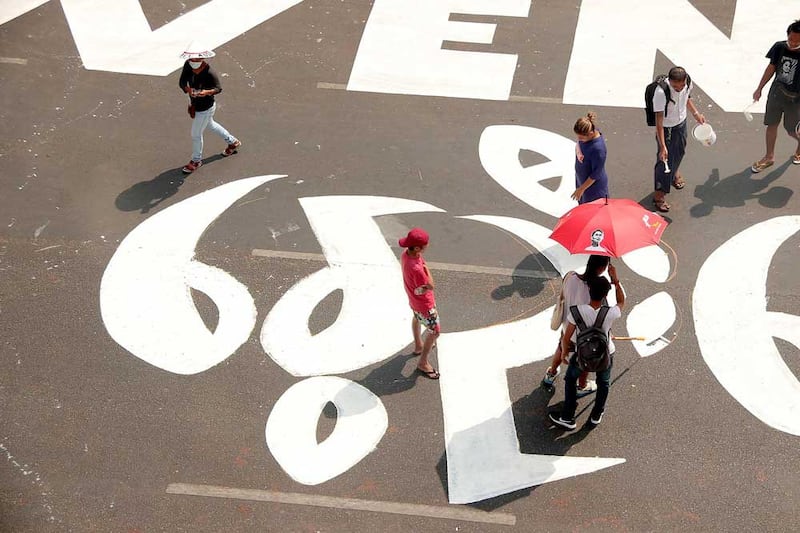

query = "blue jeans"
[[191, 104, 236, 162], [654, 119, 686, 193], [562, 353, 613, 420]]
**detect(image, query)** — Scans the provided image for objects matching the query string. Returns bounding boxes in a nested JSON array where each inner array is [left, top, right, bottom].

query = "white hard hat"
[[180, 41, 216, 60]]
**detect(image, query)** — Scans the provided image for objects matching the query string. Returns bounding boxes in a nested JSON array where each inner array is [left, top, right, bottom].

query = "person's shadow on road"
[[115, 155, 225, 214], [690, 163, 793, 218], [115, 167, 187, 214]]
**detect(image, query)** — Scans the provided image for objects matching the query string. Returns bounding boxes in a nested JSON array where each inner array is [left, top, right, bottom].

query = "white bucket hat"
[[180, 41, 216, 60]]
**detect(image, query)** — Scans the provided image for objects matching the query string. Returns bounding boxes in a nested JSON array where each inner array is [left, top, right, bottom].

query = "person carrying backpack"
[[645, 67, 705, 212], [549, 266, 625, 430]]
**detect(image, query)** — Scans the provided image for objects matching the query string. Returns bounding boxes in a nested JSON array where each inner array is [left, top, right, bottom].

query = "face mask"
[[789, 42, 800, 51], [189, 60, 203, 69]]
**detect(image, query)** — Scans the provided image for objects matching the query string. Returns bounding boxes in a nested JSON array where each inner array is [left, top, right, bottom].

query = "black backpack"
[[644, 74, 692, 126], [570, 305, 611, 372]]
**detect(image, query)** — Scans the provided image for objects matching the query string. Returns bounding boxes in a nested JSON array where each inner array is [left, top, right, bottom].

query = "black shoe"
[[548, 411, 576, 430]]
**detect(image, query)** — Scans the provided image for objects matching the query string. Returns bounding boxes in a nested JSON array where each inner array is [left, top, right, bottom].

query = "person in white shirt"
[[549, 265, 625, 430], [651, 67, 705, 212], [541, 255, 611, 396]]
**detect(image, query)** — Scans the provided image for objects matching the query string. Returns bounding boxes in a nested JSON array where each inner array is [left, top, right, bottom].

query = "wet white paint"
[[478, 125, 577, 218], [100, 176, 285, 374], [265, 376, 387, 485], [348, 0, 531, 100], [626, 291, 676, 357], [693, 216, 800, 436], [620, 245, 670, 283], [58, 0, 304, 75], [261, 196, 445, 376], [564, 0, 796, 112]]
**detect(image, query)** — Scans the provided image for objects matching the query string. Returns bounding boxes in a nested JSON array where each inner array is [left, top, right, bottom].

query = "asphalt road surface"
[[2, 1, 799, 532]]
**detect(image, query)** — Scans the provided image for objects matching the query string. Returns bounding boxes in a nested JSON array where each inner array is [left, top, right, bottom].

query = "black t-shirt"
[[178, 62, 222, 112], [767, 41, 800, 93]]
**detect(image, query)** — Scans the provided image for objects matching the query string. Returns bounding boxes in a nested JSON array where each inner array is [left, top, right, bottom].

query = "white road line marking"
[[508, 95, 562, 104], [317, 81, 562, 104], [0, 57, 28, 65], [166, 483, 517, 526], [316, 82, 347, 90], [251, 248, 556, 280]]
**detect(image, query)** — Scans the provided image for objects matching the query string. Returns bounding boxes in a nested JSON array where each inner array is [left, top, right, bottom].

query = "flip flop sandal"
[[751, 159, 774, 173], [792, 153, 800, 165], [672, 177, 685, 189], [416, 367, 440, 380], [653, 199, 671, 212]]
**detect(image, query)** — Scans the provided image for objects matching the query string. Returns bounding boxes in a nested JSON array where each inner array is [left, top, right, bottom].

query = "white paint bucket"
[[692, 123, 716, 147], [743, 101, 756, 122]]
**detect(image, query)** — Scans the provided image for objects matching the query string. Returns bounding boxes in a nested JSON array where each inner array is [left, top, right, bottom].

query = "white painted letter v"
[[60, 0, 304, 76]]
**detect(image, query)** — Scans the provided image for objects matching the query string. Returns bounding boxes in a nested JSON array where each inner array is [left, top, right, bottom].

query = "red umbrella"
[[549, 198, 668, 257]]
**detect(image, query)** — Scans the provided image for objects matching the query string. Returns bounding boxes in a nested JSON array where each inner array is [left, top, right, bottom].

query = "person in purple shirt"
[[571, 112, 609, 204]]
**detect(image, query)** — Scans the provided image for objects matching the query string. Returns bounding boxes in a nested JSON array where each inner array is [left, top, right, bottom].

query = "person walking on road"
[[541, 254, 611, 397], [651, 66, 705, 212], [549, 266, 625, 430], [399, 228, 441, 380], [179, 42, 241, 174], [750, 19, 800, 173], [572, 112, 609, 204]]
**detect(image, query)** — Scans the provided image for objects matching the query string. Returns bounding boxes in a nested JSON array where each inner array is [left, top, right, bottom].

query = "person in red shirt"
[[399, 228, 440, 380]]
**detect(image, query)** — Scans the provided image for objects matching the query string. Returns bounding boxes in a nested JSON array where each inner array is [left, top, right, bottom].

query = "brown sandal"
[[672, 176, 685, 189], [653, 198, 671, 212]]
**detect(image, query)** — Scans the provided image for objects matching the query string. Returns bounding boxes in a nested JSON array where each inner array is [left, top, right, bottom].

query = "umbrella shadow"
[[689, 163, 792, 218], [491, 253, 553, 300]]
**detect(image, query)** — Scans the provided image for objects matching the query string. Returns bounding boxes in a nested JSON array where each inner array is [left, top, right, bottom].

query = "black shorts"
[[764, 83, 800, 135]]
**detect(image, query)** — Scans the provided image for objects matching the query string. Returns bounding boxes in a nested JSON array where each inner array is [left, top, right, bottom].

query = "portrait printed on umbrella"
[[584, 229, 609, 252]]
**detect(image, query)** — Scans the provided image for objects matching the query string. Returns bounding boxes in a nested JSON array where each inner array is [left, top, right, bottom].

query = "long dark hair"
[[580, 254, 610, 283]]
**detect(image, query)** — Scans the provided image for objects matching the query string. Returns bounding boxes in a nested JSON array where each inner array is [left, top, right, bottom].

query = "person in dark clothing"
[[178, 42, 241, 174], [751, 19, 800, 173], [572, 112, 609, 204]]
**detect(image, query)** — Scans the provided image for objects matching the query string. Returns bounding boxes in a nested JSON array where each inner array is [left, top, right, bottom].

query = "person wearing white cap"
[[178, 41, 241, 174]]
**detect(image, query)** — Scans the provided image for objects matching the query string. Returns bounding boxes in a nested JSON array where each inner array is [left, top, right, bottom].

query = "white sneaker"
[[589, 411, 604, 426], [576, 380, 597, 398]]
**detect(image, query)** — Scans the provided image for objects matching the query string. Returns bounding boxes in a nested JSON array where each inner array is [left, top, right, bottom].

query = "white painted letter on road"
[[59, 0, 304, 75], [564, 0, 796, 112], [693, 216, 800, 436], [100, 176, 285, 375], [266, 376, 388, 485], [348, 0, 531, 100]]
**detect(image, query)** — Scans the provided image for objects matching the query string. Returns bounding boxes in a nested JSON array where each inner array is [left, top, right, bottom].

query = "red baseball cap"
[[398, 227, 429, 248]]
